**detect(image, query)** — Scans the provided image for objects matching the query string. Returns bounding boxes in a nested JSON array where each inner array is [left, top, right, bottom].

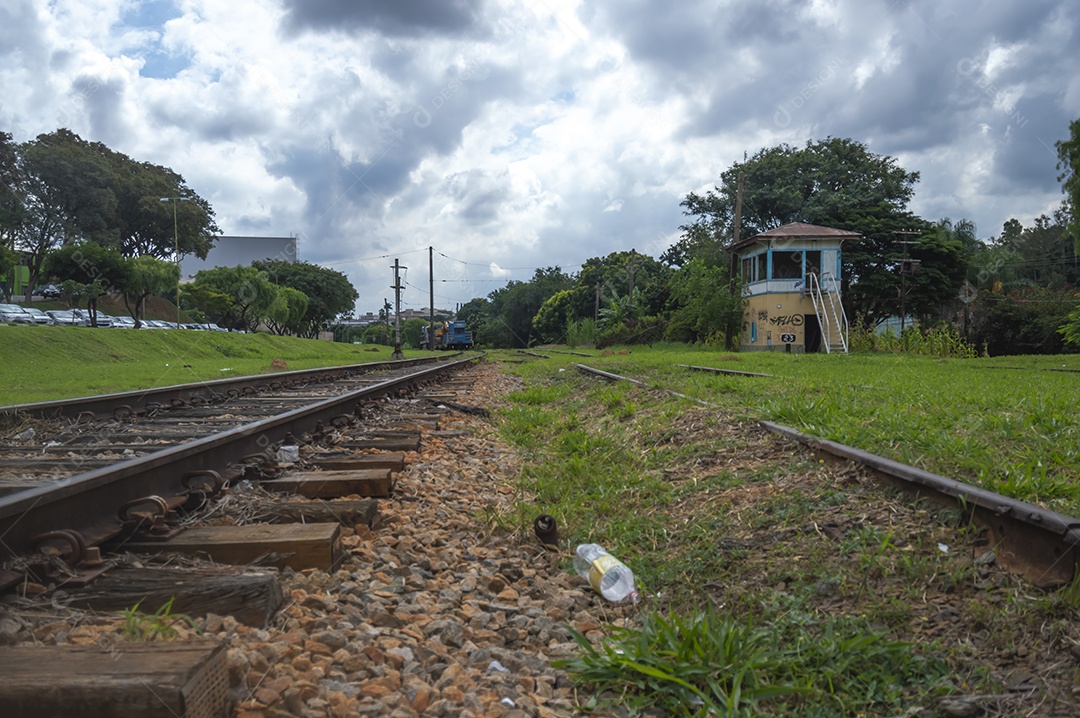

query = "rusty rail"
[[575, 363, 1080, 587]]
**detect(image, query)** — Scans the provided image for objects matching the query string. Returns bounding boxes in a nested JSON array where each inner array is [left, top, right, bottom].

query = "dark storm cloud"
[[280, 0, 486, 38], [984, 93, 1070, 194]]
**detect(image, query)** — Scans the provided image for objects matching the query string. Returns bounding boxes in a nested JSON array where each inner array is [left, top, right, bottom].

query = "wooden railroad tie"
[[59, 565, 284, 627], [261, 469, 394, 499], [0, 641, 228, 718], [308, 451, 405, 471], [121, 523, 341, 571]]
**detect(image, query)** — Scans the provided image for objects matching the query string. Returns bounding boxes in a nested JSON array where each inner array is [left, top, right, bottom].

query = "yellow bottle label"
[[589, 555, 621, 593]]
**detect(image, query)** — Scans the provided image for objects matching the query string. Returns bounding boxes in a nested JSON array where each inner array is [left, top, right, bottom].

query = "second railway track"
[[0, 355, 477, 579]]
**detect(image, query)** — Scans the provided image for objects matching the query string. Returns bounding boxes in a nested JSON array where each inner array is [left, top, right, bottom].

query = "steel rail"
[[0, 355, 458, 421], [0, 356, 476, 561], [575, 363, 1080, 587], [761, 422, 1080, 587]]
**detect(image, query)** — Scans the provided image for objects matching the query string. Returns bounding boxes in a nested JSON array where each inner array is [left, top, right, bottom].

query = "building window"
[[805, 250, 822, 279], [772, 251, 801, 279], [756, 253, 767, 282]]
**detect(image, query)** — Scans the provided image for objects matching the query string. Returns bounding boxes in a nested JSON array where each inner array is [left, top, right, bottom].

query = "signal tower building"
[[730, 222, 858, 353]]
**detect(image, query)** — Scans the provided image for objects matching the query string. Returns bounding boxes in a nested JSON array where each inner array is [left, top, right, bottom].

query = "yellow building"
[[731, 222, 858, 353]]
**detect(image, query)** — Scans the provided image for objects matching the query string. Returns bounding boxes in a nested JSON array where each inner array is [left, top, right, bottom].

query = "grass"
[[0, 325, 413, 406], [121, 597, 198, 641], [504, 344, 1080, 517], [492, 346, 1080, 715]]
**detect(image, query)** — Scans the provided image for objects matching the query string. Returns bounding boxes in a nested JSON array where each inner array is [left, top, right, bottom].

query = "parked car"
[[72, 309, 113, 327], [21, 307, 55, 325], [38, 284, 62, 298], [110, 316, 137, 329], [0, 304, 33, 324], [46, 310, 89, 326]]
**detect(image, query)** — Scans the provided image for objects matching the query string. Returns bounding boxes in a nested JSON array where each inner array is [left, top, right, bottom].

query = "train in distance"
[[421, 319, 474, 350]]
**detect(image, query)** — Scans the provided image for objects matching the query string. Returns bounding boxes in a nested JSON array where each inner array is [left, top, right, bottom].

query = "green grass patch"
[[493, 346, 1078, 715], [0, 325, 410, 405]]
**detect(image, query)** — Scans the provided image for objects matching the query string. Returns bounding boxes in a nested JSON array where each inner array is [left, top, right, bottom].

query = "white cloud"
[[2, 0, 1076, 313]]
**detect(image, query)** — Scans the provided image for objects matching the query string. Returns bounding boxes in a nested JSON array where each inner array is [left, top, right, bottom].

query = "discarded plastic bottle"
[[573, 544, 641, 604]]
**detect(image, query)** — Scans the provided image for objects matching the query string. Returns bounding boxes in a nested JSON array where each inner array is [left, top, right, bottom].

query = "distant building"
[[731, 222, 858, 353], [180, 236, 298, 280]]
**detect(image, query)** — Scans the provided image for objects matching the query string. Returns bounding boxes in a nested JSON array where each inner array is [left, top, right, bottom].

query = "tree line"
[[458, 131, 1080, 356], [0, 128, 357, 335]]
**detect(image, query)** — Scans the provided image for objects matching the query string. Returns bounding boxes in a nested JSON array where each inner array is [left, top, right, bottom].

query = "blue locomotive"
[[422, 319, 474, 350]]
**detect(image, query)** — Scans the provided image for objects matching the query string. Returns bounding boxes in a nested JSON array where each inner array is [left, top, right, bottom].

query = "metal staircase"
[[805, 272, 849, 353]]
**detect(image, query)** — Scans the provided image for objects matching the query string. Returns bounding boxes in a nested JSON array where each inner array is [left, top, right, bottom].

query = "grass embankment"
[[0, 326, 401, 405], [493, 346, 1080, 715], [527, 346, 1080, 516]]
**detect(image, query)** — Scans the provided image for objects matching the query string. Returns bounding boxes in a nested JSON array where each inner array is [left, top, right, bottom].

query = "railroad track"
[[0, 355, 477, 586], [575, 362, 1080, 588]]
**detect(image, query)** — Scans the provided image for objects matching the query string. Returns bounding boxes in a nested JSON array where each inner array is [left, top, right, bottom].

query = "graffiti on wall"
[[767, 314, 804, 327]]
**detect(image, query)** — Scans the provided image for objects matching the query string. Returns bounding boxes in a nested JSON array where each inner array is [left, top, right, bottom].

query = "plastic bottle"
[[573, 544, 641, 604]]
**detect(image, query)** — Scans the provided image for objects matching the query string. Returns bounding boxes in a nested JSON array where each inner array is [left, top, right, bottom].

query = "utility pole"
[[894, 230, 921, 334], [732, 171, 744, 247], [594, 282, 601, 321], [725, 172, 745, 351], [428, 246, 435, 350], [391, 259, 404, 359]]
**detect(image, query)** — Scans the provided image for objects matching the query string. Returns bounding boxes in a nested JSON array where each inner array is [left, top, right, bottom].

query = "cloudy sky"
[[1, 0, 1077, 315]]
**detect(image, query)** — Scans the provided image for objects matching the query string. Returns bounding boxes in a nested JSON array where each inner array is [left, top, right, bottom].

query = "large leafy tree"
[[15, 130, 116, 298], [252, 259, 358, 338], [102, 151, 219, 260], [675, 137, 967, 327], [10, 129, 218, 299], [1057, 117, 1080, 253]]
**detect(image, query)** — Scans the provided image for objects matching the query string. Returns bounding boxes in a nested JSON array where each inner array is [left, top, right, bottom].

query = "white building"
[[180, 236, 298, 280]]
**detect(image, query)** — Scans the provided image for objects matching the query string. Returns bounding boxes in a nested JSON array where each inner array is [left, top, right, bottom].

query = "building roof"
[[729, 222, 861, 253]]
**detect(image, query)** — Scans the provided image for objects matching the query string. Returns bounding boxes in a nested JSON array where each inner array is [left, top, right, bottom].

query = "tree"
[[252, 259, 359, 338], [675, 138, 965, 327], [15, 130, 117, 299], [402, 317, 428, 348], [188, 265, 279, 331], [456, 297, 491, 344], [265, 285, 309, 336], [0, 132, 21, 248], [123, 255, 180, 327], [106, 154, 219, 260], [178, 282, 233, 324], [484, 267, 575, 348], [1061, 302, 1080, 349], [974, 287, 1079, 356], [42, 241, 130, 325], [532, 289, 577, 344], [665, 258, 745, 346], [9, 129, 219, 299], [1056, 117, 1080, 254]]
